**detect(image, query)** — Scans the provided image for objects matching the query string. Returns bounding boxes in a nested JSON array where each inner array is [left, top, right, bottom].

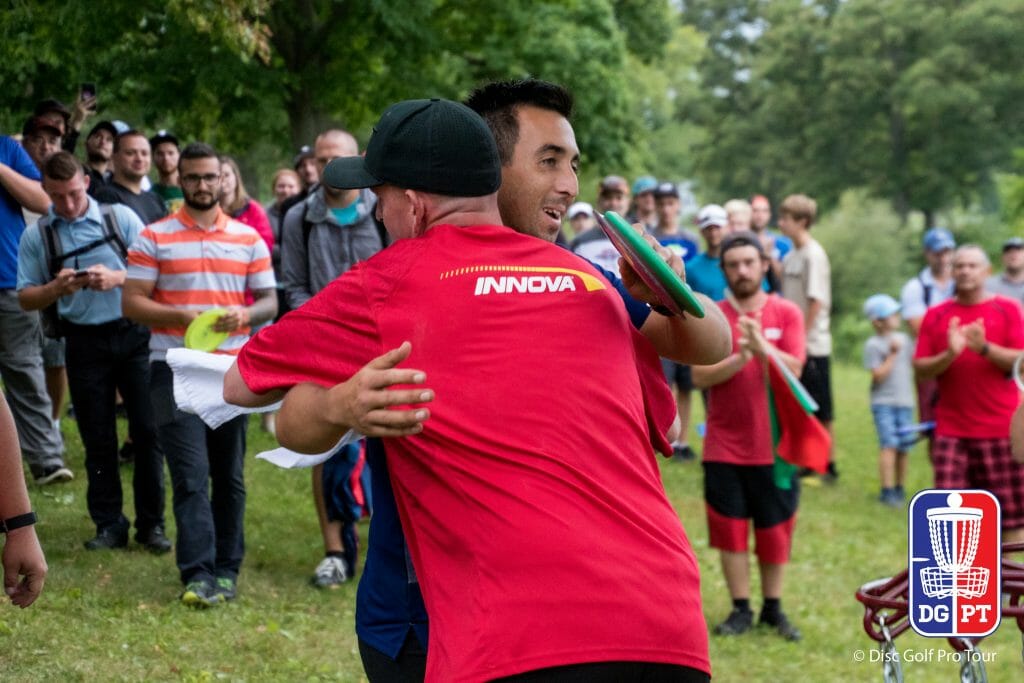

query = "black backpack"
[[37, 205, 128, 338]]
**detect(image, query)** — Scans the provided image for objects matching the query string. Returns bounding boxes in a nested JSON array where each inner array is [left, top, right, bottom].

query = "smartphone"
[[73, 269, 91, 278], [80, 82, 97, 111]]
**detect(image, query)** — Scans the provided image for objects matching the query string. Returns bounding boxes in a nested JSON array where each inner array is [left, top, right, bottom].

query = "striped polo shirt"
[[127, 207, 275, 361]]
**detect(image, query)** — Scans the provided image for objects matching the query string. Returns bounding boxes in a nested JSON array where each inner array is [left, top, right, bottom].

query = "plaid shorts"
[[932, 436, 1024, 529]]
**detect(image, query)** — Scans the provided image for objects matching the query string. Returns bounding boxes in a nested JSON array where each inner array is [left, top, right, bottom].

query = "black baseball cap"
[[653, 181, 679, 199], [22, 116, 63, 138], [292, 145, 314, 168], [323, 98, 500, 197], [149, 129, 179, 149], [87, 120, 118, 139]]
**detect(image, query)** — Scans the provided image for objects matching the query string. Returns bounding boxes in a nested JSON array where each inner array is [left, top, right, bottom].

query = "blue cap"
[[863, 294, 901, 321], [632, 175, 658, 196], [923, 227, 955, 252]]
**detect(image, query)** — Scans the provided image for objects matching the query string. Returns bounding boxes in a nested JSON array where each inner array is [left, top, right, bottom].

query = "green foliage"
[[1, 0, 680, 198], [813, 190, 915, 361], [682, 0, 1024, 220]]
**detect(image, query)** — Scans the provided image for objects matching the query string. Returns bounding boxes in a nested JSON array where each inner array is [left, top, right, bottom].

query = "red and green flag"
[[765, 351, 831, 488]]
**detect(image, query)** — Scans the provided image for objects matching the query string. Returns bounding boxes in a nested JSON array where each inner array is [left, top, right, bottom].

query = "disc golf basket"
[[920, 493, 989, 601], [855, 541, 1024, 682]]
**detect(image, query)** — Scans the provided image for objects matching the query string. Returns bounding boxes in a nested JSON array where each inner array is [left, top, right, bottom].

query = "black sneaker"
[[84, 527, 128, 550], [118, 441, 135, 465], [672, 444, 697, 462], [135, 526, 172, 554], [761, 612, 802, 641], [181, 580, 221, 609], [713, 608, 753, 635], [34, 464, 74, 486], [214, 577, 237, 602]]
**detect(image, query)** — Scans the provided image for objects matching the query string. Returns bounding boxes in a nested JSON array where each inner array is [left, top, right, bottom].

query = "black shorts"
[[495, 661, 709, 683], [661, 359, 693, 392], [703, 462, 799, 527], [799, 355, 833, 423]]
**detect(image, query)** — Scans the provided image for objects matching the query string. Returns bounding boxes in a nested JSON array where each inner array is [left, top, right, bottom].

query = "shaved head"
[[315, 129, 358, 158]]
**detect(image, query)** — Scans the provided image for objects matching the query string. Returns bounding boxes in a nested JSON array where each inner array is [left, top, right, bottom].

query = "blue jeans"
[[323, 441, 365, 574], [150, 361, 246, 585]]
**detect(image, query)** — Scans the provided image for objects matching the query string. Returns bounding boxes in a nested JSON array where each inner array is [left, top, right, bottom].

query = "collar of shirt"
[[175, 205, 229, 233], [48, 196, 103, 230]]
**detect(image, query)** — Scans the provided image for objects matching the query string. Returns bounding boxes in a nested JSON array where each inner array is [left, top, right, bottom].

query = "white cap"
[[568, 202, 593, 219], [696, 204, 728, 230]]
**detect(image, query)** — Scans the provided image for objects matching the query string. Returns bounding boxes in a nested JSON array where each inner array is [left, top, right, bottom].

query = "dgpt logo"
[[908, 490, 1001, 638]]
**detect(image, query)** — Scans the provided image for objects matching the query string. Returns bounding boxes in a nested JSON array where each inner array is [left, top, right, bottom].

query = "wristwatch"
[[0, 512, 37, 534]]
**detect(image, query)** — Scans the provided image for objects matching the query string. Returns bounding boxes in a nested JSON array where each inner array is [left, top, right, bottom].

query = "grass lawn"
[[1, 362, 1022, 681]]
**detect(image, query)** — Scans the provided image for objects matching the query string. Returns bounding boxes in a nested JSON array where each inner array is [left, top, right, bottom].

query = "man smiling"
[[227, 97, 711, 683]]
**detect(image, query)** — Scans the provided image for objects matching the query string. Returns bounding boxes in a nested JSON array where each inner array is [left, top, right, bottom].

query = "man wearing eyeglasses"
[[93, 130, 167, 225], [122, 142, 277, 608]]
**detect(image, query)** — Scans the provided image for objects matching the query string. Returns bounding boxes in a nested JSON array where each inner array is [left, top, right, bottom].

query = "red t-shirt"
[[914, 296, 1024, 438], [703, 295, 806, 465], [237, 224, 709, 682]]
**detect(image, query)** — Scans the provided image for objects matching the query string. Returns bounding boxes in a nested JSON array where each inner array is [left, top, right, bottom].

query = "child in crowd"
[[862, 294, 916, 507]]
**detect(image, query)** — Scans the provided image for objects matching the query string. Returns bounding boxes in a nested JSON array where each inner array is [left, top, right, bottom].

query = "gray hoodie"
[[281, 186, 385, 308]]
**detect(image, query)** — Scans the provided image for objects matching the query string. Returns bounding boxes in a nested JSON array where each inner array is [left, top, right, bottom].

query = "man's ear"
[[406, 189, 429, 237]]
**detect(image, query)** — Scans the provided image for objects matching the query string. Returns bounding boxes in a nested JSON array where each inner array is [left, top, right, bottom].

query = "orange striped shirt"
[[126, 207, 275, 360]]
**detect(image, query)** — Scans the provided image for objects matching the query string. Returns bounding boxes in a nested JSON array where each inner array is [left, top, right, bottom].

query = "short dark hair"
[[719, 231, 766, 264], [113, 129, 149, 153], [178, 142, 219, 170], [42, 151, 85, 182], [464, 79, 574, 164]]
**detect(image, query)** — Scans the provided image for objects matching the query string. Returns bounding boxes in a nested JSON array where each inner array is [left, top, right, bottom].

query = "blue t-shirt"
[[17, 198, 144, 325], [0, 136, 42, 288], [686, 252, 727, 301], [656, 234, 699, 264], [354, 255, 651, 657], [330, 196, 362, 226]]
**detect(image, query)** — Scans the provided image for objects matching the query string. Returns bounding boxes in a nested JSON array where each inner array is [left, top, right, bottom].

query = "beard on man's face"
[[184, 189, 219, 211]]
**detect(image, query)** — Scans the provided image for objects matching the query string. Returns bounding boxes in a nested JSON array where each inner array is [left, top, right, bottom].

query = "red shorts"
[[932, 436, 1024, 529]]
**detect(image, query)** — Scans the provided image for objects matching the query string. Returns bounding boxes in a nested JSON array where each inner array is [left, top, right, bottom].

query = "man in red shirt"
[[228, 98, 710, 682], [914, 244, 1024, 544], [692, 232, 806, 641]]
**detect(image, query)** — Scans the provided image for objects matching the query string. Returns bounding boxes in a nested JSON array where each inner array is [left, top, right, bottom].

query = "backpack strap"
[[918, 274, 933, 307], [37, 215, 62, 278], [99, 204, 129, 265]]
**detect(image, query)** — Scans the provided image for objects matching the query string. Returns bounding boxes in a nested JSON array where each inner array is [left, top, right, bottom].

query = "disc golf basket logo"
[[907, 490, 1001, 641], [919, 493, 989, 601]]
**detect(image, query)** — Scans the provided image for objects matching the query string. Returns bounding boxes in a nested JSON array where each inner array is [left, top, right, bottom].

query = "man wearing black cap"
[[226, 98, 710, 683], [653, 181, 701, 461], [21, 118, 63, 172], [83, 121, 117, 195], [986, 237, 1024, 304], [34, 94, 97, 155], [150, 131, 183, 213]]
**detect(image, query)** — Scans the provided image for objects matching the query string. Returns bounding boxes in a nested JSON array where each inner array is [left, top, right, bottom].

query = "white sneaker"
[[311, 556, 348, 588], [34, 465, 73, 486]]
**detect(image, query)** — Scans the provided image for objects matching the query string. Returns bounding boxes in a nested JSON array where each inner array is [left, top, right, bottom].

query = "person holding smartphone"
[[17, 151, 169, 553]]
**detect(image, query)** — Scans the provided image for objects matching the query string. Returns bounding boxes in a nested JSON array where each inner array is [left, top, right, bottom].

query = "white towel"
[[166, 347, 277, 429], [165, 347, 360, 468]]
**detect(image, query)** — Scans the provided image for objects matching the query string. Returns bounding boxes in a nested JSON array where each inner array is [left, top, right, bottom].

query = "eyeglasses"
[[181, 174, 221, 186]]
